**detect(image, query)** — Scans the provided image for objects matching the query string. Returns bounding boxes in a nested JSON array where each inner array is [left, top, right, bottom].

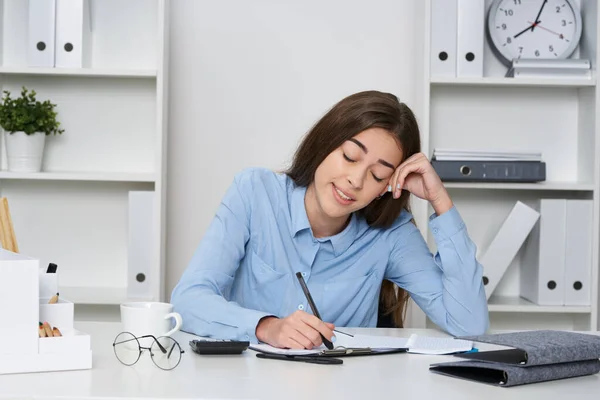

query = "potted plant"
[[0, 87, 64, 173]]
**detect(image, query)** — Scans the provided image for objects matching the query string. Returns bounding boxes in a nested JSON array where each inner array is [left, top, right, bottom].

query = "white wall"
[[166, 0, 424, 297]]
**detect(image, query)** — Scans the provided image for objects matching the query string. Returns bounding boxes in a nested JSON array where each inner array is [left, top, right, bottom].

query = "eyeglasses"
[[113, 331, 185, 370]]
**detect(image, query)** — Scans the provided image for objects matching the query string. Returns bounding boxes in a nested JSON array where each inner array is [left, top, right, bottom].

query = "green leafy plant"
[[0, 87, 64, 135]]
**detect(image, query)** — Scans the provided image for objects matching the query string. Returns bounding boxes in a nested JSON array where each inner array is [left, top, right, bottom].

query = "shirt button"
[[433, 228, 439, 234], [301, 272, 307, 277], [298, 304, 304, 310]]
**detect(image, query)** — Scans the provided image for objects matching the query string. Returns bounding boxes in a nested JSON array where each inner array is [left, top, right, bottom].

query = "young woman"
[[171, 90, 488, 349]]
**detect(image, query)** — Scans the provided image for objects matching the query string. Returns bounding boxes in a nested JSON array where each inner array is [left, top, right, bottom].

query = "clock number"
[[556, 6, 561, 13], [507, 37, 512, 44], [504, 9, 514, 16], [513, 0, 521, 4], [502, 23, 507, 30], [535, 50, 540, 57], [562, 20, 566, 26], [549, 45, 554, 52]]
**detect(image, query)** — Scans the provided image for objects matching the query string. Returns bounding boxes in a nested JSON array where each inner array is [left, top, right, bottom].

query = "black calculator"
[[189, 339, 250, 355]]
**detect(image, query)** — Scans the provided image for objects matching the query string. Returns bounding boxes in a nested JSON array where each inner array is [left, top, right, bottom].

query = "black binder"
[[429, 330, 600, 387]]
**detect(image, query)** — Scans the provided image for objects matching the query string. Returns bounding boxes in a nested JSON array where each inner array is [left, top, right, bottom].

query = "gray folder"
[[430, 359, 600, 387], [431, 160, 546, 182], [456, 330, 600, 366], [429, 330, 600, 387]]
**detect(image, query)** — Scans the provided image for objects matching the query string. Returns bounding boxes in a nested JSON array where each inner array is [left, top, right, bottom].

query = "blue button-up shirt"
[[171, 168, 489, 342]]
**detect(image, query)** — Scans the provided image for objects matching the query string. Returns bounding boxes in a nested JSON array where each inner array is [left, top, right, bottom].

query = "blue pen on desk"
[[295, 272, 334, 350]]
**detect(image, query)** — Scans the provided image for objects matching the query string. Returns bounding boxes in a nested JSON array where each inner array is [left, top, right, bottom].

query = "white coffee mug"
[[120, 302, 183, 347]]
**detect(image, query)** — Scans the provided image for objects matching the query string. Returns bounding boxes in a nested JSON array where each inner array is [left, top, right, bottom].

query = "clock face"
[[487, 0, 582, 64]]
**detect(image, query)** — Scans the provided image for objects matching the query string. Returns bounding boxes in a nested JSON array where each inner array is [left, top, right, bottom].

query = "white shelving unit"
[[412, 0, 600, 332], [0, 0, 169, 314]]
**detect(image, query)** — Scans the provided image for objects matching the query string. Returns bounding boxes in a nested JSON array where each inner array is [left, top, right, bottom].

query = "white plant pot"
[[5, 131, 46, 173]]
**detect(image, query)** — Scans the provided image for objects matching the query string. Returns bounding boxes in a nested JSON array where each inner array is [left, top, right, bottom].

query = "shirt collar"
[[289, 184, 360, 256], [327, 213, 359, 256], [290, 184, 311, 236]]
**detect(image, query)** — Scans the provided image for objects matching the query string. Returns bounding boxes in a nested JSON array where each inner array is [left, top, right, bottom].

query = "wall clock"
[[487, 0, 583, 65]]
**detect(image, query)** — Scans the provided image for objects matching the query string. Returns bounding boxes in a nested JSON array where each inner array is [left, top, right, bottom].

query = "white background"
[[165, 0, 423, 296]]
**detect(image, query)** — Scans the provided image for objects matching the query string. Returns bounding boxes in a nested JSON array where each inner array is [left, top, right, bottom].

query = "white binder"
[[456, 0, 484, 77], [127, 191, 156, 300], [480, 201, 540, 300], [430, 0, 457, 78], [520, 199, 567, 305], [564, 200, 593, 306], [55, 0, 92, 68], [27, 0, 56, 67]]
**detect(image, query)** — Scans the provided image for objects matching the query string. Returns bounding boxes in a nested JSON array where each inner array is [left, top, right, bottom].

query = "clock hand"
[[514, 21, 540, 38], [532, 0, 547, 31], [527, 20, 562, 37]]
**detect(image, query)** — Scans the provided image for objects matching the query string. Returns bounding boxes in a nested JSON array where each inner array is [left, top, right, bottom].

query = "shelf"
[[488, 296, 592, 314], [59, 286, 153, 305], [0, 171, 155, 182], [443, 181, 595, 191], [0, 66, 157, 78], [430, 76, 596, 88]]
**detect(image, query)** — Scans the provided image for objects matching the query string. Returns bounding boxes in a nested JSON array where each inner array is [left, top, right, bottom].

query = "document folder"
[[430, 359, 600, 387], [455, 330, 600, 366], [431, 160, 546, 182], [429, 330, 600, 387]]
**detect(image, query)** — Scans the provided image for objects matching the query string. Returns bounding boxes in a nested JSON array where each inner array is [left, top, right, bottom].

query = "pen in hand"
[[295, 272, 334, 350]]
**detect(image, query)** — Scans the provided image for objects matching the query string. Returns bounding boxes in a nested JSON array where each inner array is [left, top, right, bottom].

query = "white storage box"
[[39, 297, 75, 336], [0, 249, 92, 374]]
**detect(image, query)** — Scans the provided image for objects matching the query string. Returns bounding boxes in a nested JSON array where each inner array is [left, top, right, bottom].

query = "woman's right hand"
[[255, 311, 335, 349]]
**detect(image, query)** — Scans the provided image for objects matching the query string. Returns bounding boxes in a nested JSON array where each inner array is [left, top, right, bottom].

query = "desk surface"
[[0, 322, 599, 399]]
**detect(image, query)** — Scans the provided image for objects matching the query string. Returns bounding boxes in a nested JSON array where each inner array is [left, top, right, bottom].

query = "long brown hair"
[[286, 90, 421, 328]]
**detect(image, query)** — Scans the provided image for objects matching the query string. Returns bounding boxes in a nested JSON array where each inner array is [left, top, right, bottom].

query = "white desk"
[[0, 322, 598, 399]]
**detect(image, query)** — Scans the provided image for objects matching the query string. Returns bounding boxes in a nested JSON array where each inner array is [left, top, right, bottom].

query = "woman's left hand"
[[387, 152, 453, 215]]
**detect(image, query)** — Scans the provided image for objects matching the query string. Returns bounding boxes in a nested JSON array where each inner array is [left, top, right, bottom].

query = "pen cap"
[[46, 263, 58, 273]]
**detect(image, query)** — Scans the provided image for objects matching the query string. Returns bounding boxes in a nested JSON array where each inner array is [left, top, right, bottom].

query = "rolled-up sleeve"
[[385, 206, 489, 336]]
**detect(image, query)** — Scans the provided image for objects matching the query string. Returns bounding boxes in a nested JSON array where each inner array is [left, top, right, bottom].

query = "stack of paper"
[[432, 148, 542, 162], [406, 334, 472, 355]]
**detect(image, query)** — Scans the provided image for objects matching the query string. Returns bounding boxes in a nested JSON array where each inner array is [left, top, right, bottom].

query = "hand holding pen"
[[255, 310, 336, 350]]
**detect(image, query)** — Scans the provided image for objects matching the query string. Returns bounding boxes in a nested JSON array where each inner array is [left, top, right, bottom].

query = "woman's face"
[[312, 127, 403, 220]]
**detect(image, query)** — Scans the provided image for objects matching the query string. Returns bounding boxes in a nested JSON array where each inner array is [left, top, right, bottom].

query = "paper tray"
[[0, 329, 92, 375]]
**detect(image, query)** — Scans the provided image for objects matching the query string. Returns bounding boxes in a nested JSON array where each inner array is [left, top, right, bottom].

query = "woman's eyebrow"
[[348, 138, 395, 170]]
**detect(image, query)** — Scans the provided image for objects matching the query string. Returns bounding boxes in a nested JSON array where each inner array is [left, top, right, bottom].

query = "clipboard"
[[253, 346, 408, 365]]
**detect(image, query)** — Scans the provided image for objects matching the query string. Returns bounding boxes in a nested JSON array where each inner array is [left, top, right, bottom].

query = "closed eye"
[[343, 153, 355, 163], [371, 173, 383, 183]]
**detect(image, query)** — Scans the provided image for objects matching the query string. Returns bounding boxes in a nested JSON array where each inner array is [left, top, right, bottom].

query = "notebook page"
[[335, 334, 408, 349], [249, 343, 323, 356], [406, 334, 473, 355]]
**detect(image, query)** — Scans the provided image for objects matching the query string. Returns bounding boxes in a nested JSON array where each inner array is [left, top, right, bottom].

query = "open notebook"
[[250, 333, 472, 356]]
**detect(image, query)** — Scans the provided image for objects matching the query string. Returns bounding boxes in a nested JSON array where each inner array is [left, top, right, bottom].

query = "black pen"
[[256, 352, 343, 365], [295, 272, 334, 350]]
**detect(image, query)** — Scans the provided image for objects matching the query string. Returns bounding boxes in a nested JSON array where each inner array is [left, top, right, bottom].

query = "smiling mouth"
[[333, 184, 355, 201]]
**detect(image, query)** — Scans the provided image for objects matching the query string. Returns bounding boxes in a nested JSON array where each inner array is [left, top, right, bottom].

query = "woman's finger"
[[395, 160, 424, 198]]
